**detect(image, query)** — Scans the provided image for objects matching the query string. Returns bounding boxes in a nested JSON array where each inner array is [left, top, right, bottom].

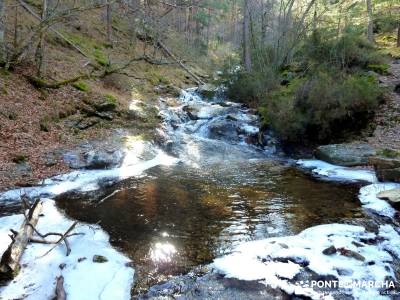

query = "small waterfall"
[[158, 87, 278, 167]]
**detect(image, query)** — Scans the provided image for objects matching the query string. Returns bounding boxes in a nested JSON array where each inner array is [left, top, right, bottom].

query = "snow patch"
[[0, 150, 178, 202], [0, 199, 134, 300], [213, 223, 398, 300], [297, 159, 376, 183], [359, 183, 400, 217]]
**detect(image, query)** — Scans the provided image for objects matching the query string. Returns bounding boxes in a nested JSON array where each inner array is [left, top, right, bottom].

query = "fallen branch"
[[157, 41, 204, 85], [0, 199, 42, 280], [55, 276, 67, 300], [26, 74, 90, 89], [40, 221, 78, 257]]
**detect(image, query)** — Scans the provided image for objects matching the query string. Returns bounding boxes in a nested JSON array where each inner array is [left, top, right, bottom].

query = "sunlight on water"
[[150, 242, 177, 263]]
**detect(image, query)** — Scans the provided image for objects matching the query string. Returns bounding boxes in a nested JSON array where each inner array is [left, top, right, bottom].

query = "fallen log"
[[55, 276, 67, 300], [0, 199, 42, 280], [157, 41, 205, 85]]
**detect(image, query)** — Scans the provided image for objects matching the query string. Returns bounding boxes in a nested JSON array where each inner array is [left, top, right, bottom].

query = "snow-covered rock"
[[213, 223, 400, 300], [0, 199, 134, 300]]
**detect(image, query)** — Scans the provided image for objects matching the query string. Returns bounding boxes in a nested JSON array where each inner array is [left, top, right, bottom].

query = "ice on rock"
[[297, 159, 377, 183]]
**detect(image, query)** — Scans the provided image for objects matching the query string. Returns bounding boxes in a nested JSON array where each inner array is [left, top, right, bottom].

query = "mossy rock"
[[12, 154, 28, 164], [93, 255, 108, 263], [72, 81, 89, 92], [367, 64, 390, 75], [377, 148, 400, 158]]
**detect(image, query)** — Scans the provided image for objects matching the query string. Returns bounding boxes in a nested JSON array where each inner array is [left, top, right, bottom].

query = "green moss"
[[92, 255, 108, 263], [72, 81, 89, 92], [377, 148, 400, 158], [93, 48, 108, 66], [12, 154, 28, 164], [367, 64, 390, 75], [104, 94, 117, 104]]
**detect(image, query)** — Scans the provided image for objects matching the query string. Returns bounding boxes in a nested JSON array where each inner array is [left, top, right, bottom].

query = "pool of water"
[[56, 159, 362, 293]]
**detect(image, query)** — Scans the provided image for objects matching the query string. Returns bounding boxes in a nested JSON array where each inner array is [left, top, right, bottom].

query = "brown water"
[[56, 159, 362, 294]]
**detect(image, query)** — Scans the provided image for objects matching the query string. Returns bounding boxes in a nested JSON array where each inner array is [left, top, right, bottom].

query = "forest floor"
[[0, 7, 202, 192], [364, 61, 400, 151]]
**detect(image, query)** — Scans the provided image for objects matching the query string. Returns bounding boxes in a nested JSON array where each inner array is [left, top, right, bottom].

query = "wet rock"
[[94, 111, 113, 120], [337, 248, 365, 261], [94, 101, 116, 112], [92, 255, 108, 263], [63, 148, 124, 170], [75, 117, 99, 130], [377, 189, 400, 209], [335, 268, 353, 276], [182, 104, 233, 120], [369, 156, 400, 182], [125, 109, 147, 121], [139, 270, 287, 300], [322, 245, 337, 255], [207, 119, 240, 141], [154, 84, 181, 97], [197, 83, 217, 98], [84, 149, 124, 169], [44, 152, 58, 167], [315, 143, 376, 166]]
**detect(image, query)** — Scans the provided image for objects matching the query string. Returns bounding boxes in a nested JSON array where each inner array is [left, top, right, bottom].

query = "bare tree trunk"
[[261, 1, 266, 44], [397, 21, 400, 47], [35, 0, 47, 77], [0, 0, 5, 62], [13, 5, 19, 49], [129, 0, 138, 44], [243, 0, 251, 72], [206, 8, 211, 49], [106, 0, 112, 44], [366, 0, 374, 43]]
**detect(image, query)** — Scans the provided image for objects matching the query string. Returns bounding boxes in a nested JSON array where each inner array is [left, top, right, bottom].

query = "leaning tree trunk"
[[35, 0, 47, 77], [243, 0, 251, 72], [366, 0, 374, 43], [0, 0, 5, 63], [106, 0, 112, 44]]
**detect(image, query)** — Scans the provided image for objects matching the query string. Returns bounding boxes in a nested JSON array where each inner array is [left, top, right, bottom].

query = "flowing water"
[[55, 89, 364, 294]]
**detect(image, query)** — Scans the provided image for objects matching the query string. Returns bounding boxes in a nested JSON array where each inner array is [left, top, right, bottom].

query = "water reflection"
[[150, 242, 177, 263], [56, 159, 362, 293]]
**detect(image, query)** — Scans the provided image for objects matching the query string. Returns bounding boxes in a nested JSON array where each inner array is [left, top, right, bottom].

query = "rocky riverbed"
[[1, 87, 400, 300]]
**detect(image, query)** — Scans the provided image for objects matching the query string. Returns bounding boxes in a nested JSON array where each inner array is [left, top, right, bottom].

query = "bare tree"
[[35, 0, 48, 76], [366, 0, 374, 43], [106, 0, 112, 44], [243, 0, 252, 72], [0, 0, 5, 62]]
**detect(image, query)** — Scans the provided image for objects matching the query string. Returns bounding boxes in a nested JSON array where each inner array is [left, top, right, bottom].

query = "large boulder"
[[84, 149, 124, 169], [369, 156, 400, 182], [183, 104, 233, 120], [197, 84, 217, 99], [63, 149, 124, 169], [207, 119, 240, 141], [315, 143, 376, 166], [377, 189, 400, 209]]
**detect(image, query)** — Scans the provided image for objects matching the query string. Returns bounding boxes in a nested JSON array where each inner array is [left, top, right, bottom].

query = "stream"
[[53, 88, 366, 295]]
